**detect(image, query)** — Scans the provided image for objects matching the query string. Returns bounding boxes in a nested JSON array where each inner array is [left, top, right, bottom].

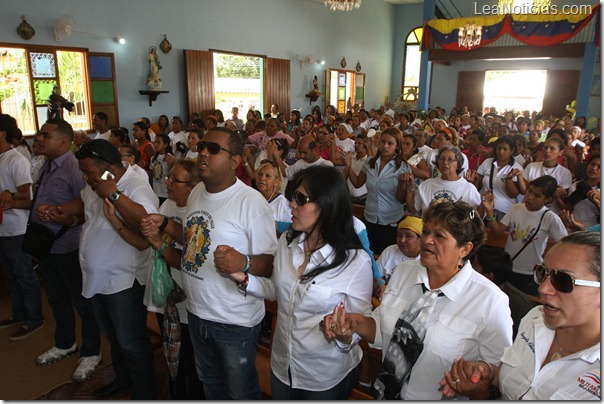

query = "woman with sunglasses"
[[441, 231, 600, 400], [141, 159, 205, 399], [322, 200, 512, 400], [224, 166, 373, 399]]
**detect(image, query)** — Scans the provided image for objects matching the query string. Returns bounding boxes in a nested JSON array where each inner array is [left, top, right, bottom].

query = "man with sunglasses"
[[144, 127, 277, 399], [50, 139, 160, 399]]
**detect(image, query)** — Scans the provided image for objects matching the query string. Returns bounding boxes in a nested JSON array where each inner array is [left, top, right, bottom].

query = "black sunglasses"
[[290, 190, 315, 206], [533, 264, 600, 293], [196, 141, 235, 155]]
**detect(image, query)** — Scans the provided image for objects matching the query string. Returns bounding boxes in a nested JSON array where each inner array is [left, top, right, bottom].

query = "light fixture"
[[320, 60, 325, 65], [324, 0, 362, 12], [114, 36, 125, 45], [458, 23, 482, 49]]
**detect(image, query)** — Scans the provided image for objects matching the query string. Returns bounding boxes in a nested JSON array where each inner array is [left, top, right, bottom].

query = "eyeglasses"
[[121, 154, 133, 158], [290, 190, 315, 206], [533, 264, 600, 293], [164, 175, 190, 184], [196, 141, 235, 155], [438, 157, 457, 164]]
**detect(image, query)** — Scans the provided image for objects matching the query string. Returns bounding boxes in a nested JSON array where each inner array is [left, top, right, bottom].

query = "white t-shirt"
[[268, 193, 291, 227], [184, 150, 198, 160], [143, 199, 188, 324], [285, 157, 334, 180], [377, 244, 420, 278], [499, 306, 600, 400], [168, 131, 188, 159], [181, 179, 278, 327], [15, 145, 31, 162], [94, 130, 111, 141], [0, 149, 32, 236], [80, 165, 159, 297], [567, 182, 600, 229], [477, 158, 524, 214], [130, 163, 149, 180], [500, 204, 568, 275], [246, 234, 373, 391], [150, 153, 169, 198], [414, 176, 481, 212], [371, 260, 512, 400], [348, 154, 368, 198], [336, 138, 355, 154], [522, 162, 572, 215]]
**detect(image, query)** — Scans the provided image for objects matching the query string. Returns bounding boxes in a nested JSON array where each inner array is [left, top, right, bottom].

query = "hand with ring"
[[439, 358, 492, 399], [320, 302, 357, 344]]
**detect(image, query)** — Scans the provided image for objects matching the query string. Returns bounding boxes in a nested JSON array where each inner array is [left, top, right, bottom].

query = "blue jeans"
[[271, 366, 359, 400], [0, 235, 43, 326], [38, 250, 100, 356], [188, 313, 261, 399], [92, 280, 157, 400]]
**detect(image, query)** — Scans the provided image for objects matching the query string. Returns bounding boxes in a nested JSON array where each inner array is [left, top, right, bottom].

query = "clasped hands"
[[320, 302, 357, 345], [438, 357, 492, 400]]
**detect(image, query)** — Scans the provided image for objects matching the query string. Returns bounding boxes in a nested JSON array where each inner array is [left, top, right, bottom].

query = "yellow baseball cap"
[[397, 216, 423, 236]]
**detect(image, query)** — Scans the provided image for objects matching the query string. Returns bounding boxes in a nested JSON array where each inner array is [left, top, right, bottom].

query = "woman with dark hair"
[[442, 231, 600, 400], [468, 135, 524, 219], [157, 114, 171, 135], [288, 110, 301, 132], [559, 154, 600, 230], [109, 128, 128, 149], [132, 121, 156, 176], [402, 133, 430, 182], [323, 200, 512, 400], [407, 145, 481, 214], [344, 127, 412, 254], [313, 109, 324, 127], [224, 166, 373, 399]]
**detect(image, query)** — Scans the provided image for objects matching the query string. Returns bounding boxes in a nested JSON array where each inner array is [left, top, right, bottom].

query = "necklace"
[[265, 189, 276, 203], [550, 334, 565, 361]]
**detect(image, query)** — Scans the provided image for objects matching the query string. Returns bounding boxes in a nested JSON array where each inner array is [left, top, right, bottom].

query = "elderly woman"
[[255, 159, 291, 234], [441, 231, 600, 400], [322, 200, 512, 400], [406, 145, 481, 214], [425, 127, 469, 178], [225, 166, 373, 400], [139, 159, 204, 399], [344, 127, 412, 254]]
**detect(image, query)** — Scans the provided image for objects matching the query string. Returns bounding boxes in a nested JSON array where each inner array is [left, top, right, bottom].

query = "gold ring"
[[453, 378, 460, 385], [331, 323, 336, 330]]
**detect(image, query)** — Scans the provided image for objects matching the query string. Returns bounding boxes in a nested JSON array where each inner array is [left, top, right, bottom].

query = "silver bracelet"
[[477, 360, 495, 383]]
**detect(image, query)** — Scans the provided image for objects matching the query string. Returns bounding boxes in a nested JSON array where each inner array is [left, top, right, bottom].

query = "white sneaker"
[[36, 343, 78, 365], [72, 354, 102, 382]]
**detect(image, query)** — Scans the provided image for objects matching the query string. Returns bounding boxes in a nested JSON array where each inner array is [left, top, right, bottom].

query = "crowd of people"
[[0, 100, 600, 400]]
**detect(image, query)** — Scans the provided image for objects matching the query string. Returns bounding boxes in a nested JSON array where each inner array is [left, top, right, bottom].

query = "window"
[[401, 27, 423, 103], [213, 52, 263, 115], [483, 70, 547, 113], [325, 69, 365, 113], [0, 46, 91, 134]]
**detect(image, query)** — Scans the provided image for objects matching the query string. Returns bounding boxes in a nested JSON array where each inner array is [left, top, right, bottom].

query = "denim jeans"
[[92, 280, 157, 400], [188, 312, 261, 400], [38, 250, 100, 356], [270, 366, 359, 400], [0, 235, 43, 326]]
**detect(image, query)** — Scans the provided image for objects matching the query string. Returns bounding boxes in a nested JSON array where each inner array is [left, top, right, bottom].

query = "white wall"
[[1, 0, 394, 127]]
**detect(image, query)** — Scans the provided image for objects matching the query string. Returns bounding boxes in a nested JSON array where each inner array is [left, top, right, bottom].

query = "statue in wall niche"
[[309, 75, 321, 96], [146, 46, 163, 89]]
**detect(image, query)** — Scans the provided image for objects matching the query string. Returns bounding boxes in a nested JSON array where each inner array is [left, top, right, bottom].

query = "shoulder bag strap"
[[27, 162, 70, 240], [488, 159, 496, 190], [511, 210, 549, 261]]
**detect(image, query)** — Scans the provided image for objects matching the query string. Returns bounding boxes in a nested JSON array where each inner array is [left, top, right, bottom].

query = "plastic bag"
[[152, 249, 173, 306]]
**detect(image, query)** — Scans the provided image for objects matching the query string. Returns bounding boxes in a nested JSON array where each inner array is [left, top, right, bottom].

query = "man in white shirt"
[[168, 116, 188, 159], [281, 136, 334, 180], [92, 112, 111, 141], [70, 139, 159, 399], [0, 114, 43, 341], [144, 128, 277, 399]]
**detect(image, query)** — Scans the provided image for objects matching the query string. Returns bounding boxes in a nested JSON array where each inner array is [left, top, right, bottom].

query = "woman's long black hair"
[[285, 166, 364, 282]]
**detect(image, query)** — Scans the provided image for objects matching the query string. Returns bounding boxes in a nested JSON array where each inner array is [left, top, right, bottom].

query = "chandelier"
[[458, 23, 482, 49], [324, 0, 362, 12]]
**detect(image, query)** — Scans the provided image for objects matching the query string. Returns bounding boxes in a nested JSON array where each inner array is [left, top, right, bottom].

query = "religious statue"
[[309, 75, 321, 96], [146, 46, 162, 89], [47, 86, 74, 120]]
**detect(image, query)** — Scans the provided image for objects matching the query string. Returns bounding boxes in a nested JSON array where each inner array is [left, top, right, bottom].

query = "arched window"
[[401, 27, 423, 103]]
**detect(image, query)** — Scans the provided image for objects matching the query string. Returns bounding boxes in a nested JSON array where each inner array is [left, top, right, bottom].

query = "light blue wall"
[[1, 0, 394, 127]]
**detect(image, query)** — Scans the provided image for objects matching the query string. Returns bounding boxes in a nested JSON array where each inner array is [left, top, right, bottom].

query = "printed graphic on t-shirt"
[[152, 160, 164, 181], [182, 212, 212, 273], [509, 222, 540, 244], [430, 189, 457, 206]]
